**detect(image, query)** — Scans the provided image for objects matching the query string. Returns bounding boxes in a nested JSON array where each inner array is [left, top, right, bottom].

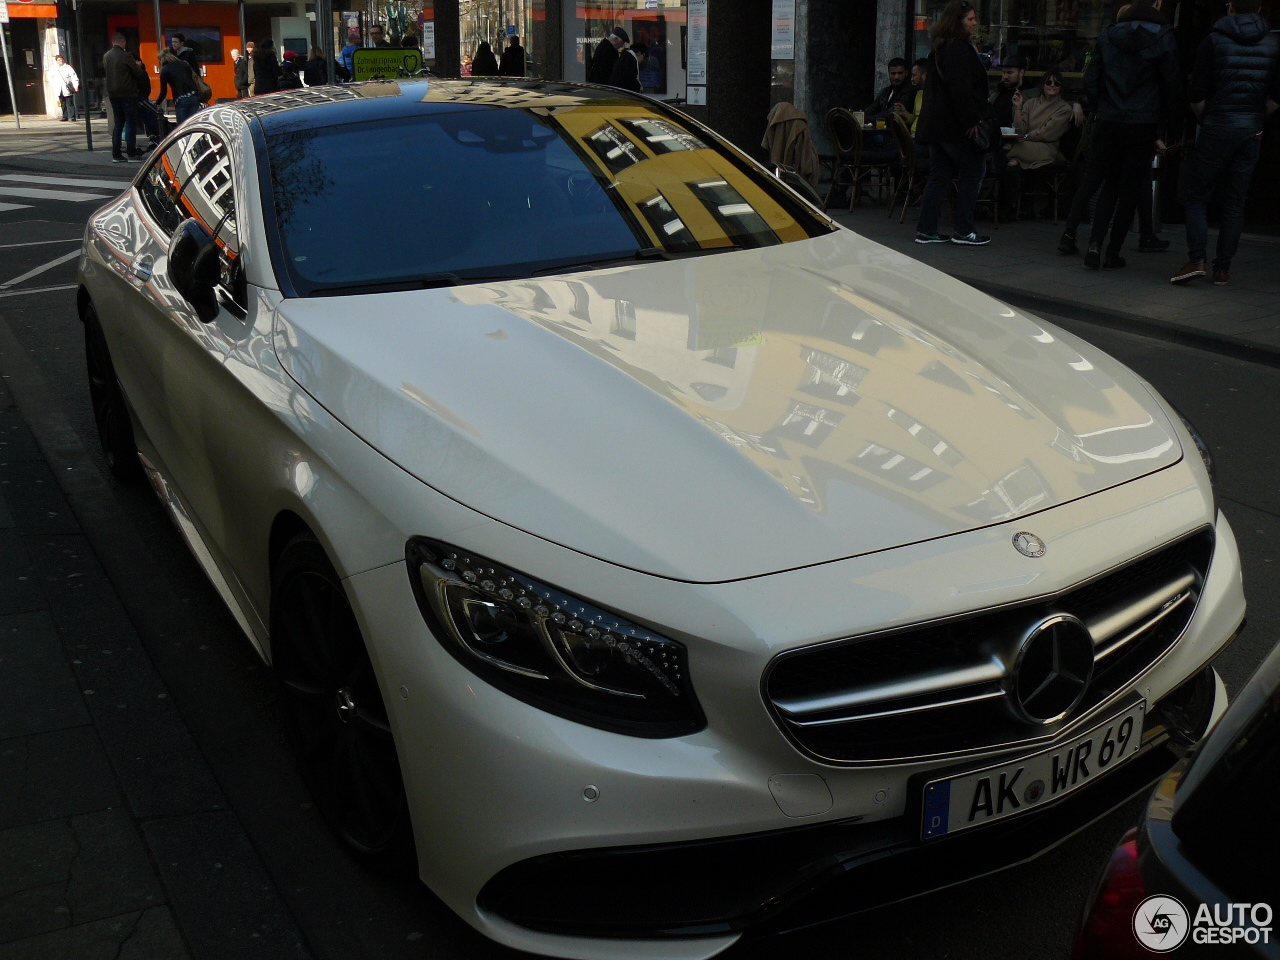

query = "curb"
[[960, 277, 1280, 370]]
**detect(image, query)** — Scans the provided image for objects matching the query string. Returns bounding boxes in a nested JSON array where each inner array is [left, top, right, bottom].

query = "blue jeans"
[[109, 96, 137, 158], [917, 140, 985, 236], [1183, 130, 1261, 271], [175, 93, 202, 124]]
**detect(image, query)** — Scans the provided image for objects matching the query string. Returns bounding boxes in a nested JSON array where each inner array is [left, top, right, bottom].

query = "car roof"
[[227, 79, 660, 132]]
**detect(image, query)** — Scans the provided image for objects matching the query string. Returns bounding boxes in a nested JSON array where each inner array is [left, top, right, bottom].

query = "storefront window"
[[910, 0, 1110, 78], [563, 0, 688, 99], [460, 1, 537, 75]]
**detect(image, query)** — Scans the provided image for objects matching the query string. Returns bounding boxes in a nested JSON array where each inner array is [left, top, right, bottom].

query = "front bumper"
[[345, 470, 1243, 960]]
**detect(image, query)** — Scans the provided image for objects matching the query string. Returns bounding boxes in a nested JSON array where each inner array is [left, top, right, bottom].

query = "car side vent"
[[764, 528, 1215, 764]]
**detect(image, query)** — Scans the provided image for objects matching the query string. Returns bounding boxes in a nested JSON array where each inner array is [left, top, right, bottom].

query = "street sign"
[[351, 46, 422, 81], [0, 5, 9, 24]]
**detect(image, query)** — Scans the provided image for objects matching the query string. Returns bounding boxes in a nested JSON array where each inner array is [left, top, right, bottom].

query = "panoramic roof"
[[229, 79, 652, 130]]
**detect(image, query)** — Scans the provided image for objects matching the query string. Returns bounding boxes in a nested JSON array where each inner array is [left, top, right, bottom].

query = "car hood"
[[272, 230, 1181, 583]]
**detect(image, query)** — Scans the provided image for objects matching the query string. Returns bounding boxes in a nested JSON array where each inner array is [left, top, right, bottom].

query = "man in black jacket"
[[499, 35, 526, 77], [609, 41, 645, 92], [1081, 0, 1180, 270], [587, 27, 628, 84], [865, 58, 913, 121], [1172, 0, 1280, 286]]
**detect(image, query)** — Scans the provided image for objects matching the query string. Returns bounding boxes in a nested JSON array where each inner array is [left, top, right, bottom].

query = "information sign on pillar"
[[687, 0, 707, 105], [770, 0, 795, 60]]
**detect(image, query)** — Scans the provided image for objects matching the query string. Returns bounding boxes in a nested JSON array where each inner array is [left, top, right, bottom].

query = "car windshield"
[[263, 99, 833, 295]]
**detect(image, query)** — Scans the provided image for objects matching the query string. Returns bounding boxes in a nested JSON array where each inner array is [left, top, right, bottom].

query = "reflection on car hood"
[[272, 230, 1181, 583]]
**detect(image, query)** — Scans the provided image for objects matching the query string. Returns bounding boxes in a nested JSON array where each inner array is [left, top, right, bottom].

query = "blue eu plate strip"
[[922, 781, 951, 839]]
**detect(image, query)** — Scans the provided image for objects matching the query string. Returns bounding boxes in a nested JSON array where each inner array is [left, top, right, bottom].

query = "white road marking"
[[0, 186, 112, 202], [0, 283, 78, 300], [0, 173, 132, 190], [0, 202, 33, 213], [0, 251, 81, 290], [0, 238, 81, 250]]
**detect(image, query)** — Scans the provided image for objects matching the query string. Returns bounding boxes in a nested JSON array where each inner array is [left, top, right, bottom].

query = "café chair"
[[824, 108, 895, 210]]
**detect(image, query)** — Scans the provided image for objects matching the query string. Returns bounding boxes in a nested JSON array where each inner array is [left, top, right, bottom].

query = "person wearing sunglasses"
[[1000, 68, 1075, 218]]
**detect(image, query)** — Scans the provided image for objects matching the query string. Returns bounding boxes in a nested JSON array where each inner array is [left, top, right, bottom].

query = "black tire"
[[83, 305, 144, 484], [270, 533, 417, 877]]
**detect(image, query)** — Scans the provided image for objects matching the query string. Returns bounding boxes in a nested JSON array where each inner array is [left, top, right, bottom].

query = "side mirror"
[[167, 218, 221, 322], [774, 165, 825, 209]]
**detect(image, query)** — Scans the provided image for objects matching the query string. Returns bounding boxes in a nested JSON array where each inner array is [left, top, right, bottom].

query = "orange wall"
[[136, 3, 242, 102]]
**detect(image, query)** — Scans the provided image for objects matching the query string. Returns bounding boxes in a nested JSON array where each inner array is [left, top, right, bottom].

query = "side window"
[[138, 131, 247, 312]]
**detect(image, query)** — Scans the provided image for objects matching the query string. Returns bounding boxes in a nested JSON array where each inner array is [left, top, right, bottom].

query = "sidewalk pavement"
[[0, 115, 142, 168], [0, 318, 308, 958], [833, 202, 1280, 364]]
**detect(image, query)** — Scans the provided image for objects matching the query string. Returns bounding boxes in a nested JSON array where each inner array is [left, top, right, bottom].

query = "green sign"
[[351, 47, 423, 81]]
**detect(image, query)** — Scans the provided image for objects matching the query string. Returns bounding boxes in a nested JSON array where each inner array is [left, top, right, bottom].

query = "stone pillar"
[[794, 0, 877, 153], [876, 0, 908, 76], [682, 0, 772, 159], [433, 0, 461, 76]]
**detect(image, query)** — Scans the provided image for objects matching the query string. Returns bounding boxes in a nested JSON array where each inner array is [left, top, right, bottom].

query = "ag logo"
[[1133, 895, 1190, 952]]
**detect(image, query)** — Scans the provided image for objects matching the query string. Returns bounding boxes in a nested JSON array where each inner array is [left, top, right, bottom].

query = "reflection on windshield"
[[265, 99, 831, 295]]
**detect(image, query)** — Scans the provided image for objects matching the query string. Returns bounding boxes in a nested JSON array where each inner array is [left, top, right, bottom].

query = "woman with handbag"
[[155, 51, 203, 124], [914, 0, 993, 246]]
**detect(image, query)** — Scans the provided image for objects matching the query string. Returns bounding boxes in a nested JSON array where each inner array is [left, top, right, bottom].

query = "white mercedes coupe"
[[77, 79, 1245, 959]]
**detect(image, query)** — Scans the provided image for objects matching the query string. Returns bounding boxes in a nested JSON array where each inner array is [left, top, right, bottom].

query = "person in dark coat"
[[609, 40, 645, 92], [170, 33, 199, 73], [279, 57, 303, 90], [471, 41, 499, 76], [1080, 0, 1180, 270], [155, 50, 201, 123], [499, 35, 526, 77], [587, 26, 628, 84], [132, 51, 161, 147], [1172, 0, 1280, 285], [303, 46, 329, 86], [865, 57, 914, 121], [914, 0, 992, 246], [251, 39, 282, 95]]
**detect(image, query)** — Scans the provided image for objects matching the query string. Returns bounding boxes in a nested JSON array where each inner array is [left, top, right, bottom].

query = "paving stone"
[[0, 532, 45, 617], [0, 610, 88, 739], [143, 812, 309, 960], [0, 461, 79, 537], [0, 409, 42, 466], [118, 906, 191, 960], [66, 810, 166, 926], [0, 908, 170, 960], [0, 727, 119, 830]]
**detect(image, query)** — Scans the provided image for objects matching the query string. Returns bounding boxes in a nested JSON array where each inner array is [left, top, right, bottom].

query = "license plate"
[[921, 701, 1145, 839]]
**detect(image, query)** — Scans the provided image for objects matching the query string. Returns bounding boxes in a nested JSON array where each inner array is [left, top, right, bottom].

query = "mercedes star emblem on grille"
[[1009, 614, 1095, 724], [1012, 531, 1047, 558]]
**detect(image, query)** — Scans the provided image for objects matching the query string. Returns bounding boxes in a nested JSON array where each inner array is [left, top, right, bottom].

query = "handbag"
[[189, 63, 213, 104]]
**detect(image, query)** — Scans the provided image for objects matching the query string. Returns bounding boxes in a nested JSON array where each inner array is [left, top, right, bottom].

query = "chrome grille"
[[765, 528, 1215, 764]]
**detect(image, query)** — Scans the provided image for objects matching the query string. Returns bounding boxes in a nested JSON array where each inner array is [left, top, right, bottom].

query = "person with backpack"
[[155, 50, 202, 123], [914, 0, 993, 246], [1080, 0, 1181, 270], [1171, 0, 1280, 286]]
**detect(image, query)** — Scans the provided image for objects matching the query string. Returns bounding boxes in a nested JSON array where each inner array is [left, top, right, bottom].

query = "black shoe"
[[1102, 253, 1127, 270], [112, 155, 128, 163], [1137, 236, 1170, 253], [1084, 242, 1101, 270], [1057, 233, 1078, 256], [951, 232, 991, 246], [914, 232, 951, 244]]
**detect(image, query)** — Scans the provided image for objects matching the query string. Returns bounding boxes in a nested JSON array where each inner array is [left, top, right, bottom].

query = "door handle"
[[129, 255, 153, 283]]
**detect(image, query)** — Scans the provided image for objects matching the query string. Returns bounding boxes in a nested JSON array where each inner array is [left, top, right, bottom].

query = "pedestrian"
[[132, 50, 161, 149], [610, 39, 646, 92], [303, 46, 329, 86], [1080, 0, 1180, 270], [240, 40, 256, 98], [471, 40, 499, 77], [103, 32, 145, 163], [279, 56, 303, 90], [914, 0, 992, 246], [1171, 0, 1280, 287], [369, 24, 391, 48], [251, 39, 282, 95], [155, 50, 202, 124], [865, 57, 914, 121], [170, 33, 199, 73], [52, 54, 79, 122], [232, 47, 249, 98], [339, 33, 360, 80], [499, 35, 526, 77], [990, 58, 1027, 129], [587, 26, 628, 85]]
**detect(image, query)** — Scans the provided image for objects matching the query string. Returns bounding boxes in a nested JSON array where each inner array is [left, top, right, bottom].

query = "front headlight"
[[1174, 409, 1215, 484], [405, 538, 705, 738]]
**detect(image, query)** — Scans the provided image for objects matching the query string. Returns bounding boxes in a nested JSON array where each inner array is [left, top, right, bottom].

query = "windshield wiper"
[[529, 245, 745, 277]]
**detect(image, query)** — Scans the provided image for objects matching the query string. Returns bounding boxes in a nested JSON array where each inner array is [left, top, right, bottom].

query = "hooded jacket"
[[1083, 5, 1181, 127], [472, 42, 499, 76], [1189, 14, 1280, 134]]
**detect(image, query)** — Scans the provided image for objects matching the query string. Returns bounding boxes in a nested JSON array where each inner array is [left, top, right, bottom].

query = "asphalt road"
[[0, 159, 1276, 960]]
